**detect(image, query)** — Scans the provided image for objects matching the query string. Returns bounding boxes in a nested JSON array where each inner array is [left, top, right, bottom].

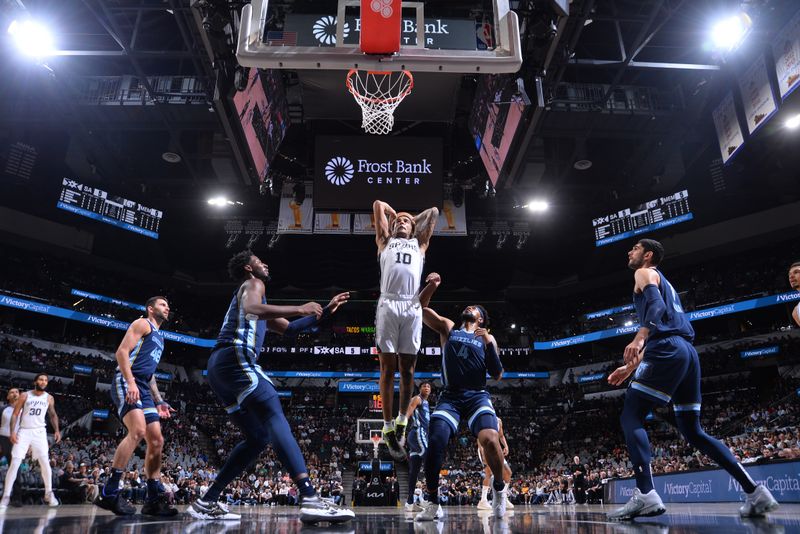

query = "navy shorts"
[[407, 426, 428, 458], [207, 346, 276, 413], [629, 335, 702, 413], [431, 389, 498, 436], [110, 373, 160, 425]]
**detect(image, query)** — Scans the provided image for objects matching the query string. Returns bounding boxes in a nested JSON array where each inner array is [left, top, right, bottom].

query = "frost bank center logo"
[[325, 157, 354, 186], [313, 16, 350, 45]]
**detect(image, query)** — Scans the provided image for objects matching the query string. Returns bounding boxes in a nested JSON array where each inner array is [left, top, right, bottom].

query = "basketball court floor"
[[1, 504, 798, 533]]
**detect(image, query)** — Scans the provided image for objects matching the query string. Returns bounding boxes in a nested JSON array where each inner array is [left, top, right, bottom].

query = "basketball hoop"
[[346, 69, 413, 135], [370, 433, 382, 459]]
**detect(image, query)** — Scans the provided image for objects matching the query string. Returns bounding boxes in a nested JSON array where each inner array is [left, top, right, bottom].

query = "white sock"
[[481, 486, 489, 500], [383, 421, 393, 432], [3, 458, 21, 499], [396, 414, 408, 425]]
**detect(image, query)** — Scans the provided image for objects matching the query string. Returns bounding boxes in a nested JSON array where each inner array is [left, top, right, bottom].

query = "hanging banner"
[[314, 213, 351, 234], [712, 92, 744, 164], [772, 9, 800, 99], [277, 183, 314, 234], [433, 200, 467, 236], [353, 213, 377, 235], [737, 54, 778, 134]]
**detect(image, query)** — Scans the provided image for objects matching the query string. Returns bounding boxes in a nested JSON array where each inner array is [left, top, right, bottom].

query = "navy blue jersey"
[[441, 329, 489, 391], [215, 286, 268, 359], [411, 397, 430, 433], [633, 268, 695, 343], [124, 319, 164, 380]]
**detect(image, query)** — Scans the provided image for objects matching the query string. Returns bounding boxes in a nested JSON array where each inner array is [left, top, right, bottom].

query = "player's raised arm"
[[241, 278, 322, 320], [422, 307, 455, 344], [475, 328, 503, 381], [115, 318, 152, 405], [414, 207, 439, 253], [373, 200, 396, 251], [268, 292, 350, 338]]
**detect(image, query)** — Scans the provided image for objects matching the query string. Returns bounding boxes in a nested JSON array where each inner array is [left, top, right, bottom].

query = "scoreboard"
[[57, 178, 162, 239], [593, 190, 693, 247]]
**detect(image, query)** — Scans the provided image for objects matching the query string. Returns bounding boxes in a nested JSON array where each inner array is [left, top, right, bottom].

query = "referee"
[[0, 388, 21, 505]]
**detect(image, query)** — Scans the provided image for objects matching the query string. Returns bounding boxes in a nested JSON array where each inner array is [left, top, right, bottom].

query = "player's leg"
[[31, 432, 56, 505], [475, 424, 506, 517], [141, 412, 178, 517], [395, 354, 416, 443], [671, 342, 777, 517], [0, 430, 32, 506], [477, 460, 492, 509], [395, 303, 422, 442], [405, 428, 424, 510], [416, 414, 454, 521], [378, 353, 398, 427], [95, 403, 145, 515]]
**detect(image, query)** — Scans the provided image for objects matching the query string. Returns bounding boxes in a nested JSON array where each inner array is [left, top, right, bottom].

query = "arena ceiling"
[[1, 0, 799, 295]]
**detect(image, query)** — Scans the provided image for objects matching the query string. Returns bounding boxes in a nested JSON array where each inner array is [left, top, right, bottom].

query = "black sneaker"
[[141, 497, 179, 517], [382, 427, 406, 461], [94, 491, 136, 516], [188, 498, 241, 520]]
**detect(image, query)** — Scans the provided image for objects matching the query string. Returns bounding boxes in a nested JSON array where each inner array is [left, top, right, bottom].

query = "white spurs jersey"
[[379, 237, 424, 299], [19, 391, 49, 430]]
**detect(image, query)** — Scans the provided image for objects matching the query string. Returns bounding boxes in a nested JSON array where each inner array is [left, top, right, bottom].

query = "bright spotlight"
[[624, 320, 634, 327], [786, 114, 800, 129], [527, 200, 549, 212], [510, 323, 516, 329], [7, 19, 55, 58], [208, 196, 242, 207], [710, 13, 752, 53]]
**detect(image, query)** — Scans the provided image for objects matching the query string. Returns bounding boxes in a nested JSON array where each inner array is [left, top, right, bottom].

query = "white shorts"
[[375, 296, 422, 355], [12, 427, 49, 460]]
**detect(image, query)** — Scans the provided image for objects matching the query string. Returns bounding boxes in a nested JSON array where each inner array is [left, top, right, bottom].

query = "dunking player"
[[789, 261, 800, 326], [413, 275, 508, 521], [404, 381, 431, 512], [96, 296, 176, 516], [0, 374, 61, 508], [0, 388, 20, 505], [372, 200, 439, 459], [476, 416, 514, 511], [189, 250, 354, 524], [607, 239, 779, 520]]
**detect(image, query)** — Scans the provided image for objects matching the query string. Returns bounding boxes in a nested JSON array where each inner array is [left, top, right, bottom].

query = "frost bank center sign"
[[314, 136, 443, 211]]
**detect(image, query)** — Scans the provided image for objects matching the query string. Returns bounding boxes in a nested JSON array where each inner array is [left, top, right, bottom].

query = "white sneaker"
[[414, 501, 443, 521], [477, 498, 492, 510], [299, 495, 355, 525], [491, 478, 507, 519], [404, 502, 423, 513], [740, 484, 779, 517], [0, 496, 8, 509], [505, 497, 514, 509], [44, 492, 59, 507], [607, 488, 666, 521]]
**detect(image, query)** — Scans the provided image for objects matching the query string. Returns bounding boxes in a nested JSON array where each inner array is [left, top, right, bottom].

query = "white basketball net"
[[346, 69, 414, 135]]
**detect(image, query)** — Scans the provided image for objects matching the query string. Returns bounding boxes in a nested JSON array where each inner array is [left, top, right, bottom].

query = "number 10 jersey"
[[379, 237, 424, 299]]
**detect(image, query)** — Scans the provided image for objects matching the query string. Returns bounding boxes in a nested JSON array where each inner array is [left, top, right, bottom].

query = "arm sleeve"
[[641, 283, 667, 328], [484, 342, 503, 379], [281, 308, 331, 339]]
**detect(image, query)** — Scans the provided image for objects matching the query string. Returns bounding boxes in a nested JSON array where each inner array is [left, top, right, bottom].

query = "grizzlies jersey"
[[411, 398, 430, 433], [215, 286, 268, 361], [125, 320, 165, 380], [633, 268, 695, 343], [19, 391, 49, 430], [379, 238, 424, 299], [441, 329, 489, 391]]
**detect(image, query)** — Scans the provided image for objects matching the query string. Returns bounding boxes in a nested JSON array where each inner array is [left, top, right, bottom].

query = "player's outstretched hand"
[[299, 302, 323, 318], [326, 292, 350, 314], [425, 272, 441, 286], [607, 365, 633, 387], [474, 327, 491, 343], [157, 403, 176, 419], [623, 340, 643, 365]]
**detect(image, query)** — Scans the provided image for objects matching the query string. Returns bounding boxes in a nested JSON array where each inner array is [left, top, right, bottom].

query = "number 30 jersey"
[[19, 391, 49, 430], [379, 237, 424, 300]]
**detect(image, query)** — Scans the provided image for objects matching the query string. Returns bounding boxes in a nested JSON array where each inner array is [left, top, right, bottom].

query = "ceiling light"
[[624, 320, 633, 327], [573, 159, 592, 170], [207, 196, 242, 207], [510, 323, 516, 329], [162, 152, 181, 163], [7, 19, 55, 58], [785, 113, 800, 129], [527, 200, 549, 212], [710, 13, 752, 53]]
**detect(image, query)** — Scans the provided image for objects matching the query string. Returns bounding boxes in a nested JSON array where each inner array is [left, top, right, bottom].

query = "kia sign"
[[314, 136, 442, 211]]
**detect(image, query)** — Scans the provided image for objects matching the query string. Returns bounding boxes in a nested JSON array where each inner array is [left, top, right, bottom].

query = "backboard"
[[236, 0, 522, 73]]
